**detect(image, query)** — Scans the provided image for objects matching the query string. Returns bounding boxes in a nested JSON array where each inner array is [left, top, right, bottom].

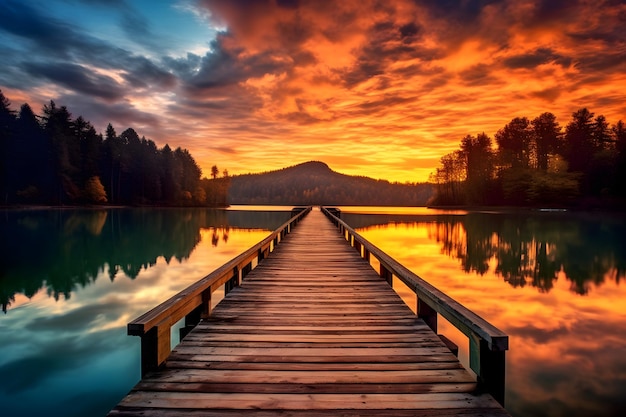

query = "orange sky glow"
[[1, 0, 625, 182]]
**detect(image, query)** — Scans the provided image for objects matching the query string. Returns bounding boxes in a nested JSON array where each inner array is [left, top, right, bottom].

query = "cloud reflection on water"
[[356, 213, 626, 417], [0, 208, 289, 417]]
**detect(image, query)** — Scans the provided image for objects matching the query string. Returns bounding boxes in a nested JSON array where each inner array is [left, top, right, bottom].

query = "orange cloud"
[[2, 0, 625, 182]]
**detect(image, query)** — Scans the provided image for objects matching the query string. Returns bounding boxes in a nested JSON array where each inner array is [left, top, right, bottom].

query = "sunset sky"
[[1, 0, 625, 182]]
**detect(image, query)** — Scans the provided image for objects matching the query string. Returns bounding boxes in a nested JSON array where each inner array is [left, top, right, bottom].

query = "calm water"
[[1, 206, 625, 416], [0, 206, 293, 417], [340, 207, 626, 417]]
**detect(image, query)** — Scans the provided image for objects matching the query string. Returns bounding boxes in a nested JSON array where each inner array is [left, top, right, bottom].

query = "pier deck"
[[109, 208, 510, 416]]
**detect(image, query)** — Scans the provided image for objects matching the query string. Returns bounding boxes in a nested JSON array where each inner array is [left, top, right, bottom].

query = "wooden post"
[[180, 304, 202, 340], [242, 261, 252, 280], [470, 334, 506, 406], [480, 340, 506, 406], [380, 264, 393, 285], [418, 297, 437, 332], [363, 248, 370, 262], [140, 321, 170, 376], [354, 240, 362, 256], [200, 288, 212, 319], [226, 266, 240, 294]]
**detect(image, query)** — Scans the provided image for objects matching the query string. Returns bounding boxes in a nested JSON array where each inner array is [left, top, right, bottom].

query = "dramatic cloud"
[[22, 62, 126, 101], [1, 0, 625, 181]]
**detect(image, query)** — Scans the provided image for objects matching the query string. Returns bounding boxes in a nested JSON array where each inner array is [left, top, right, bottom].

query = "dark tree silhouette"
[[564, 108, 596, 173], [0, 90, 17, 204], [531, 112, 561, 172], [495, 117, 533, 169], [0, 92, 226, 207], [460, 133, 494, 203]]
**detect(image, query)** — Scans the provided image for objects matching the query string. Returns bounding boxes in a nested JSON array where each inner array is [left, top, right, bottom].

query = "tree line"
[[0, 90, 228, 206], [430, 108, 626, 207]]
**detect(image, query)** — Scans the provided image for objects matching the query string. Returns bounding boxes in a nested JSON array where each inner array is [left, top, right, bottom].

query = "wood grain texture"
[[108, 208, 510, 416]]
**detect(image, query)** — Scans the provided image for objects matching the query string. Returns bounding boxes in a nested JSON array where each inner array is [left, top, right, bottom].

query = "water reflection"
[[343, 211, 626, 294], [0, 208, 289, 417], [0, 208, 290, 312], [351, 210, 626, 417]]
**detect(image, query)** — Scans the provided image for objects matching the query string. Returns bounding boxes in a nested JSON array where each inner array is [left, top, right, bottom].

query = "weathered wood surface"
[[109, 208, 510, 416]]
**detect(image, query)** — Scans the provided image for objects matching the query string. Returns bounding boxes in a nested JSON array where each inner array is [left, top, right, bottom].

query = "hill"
[[227, 161, 433, 206]]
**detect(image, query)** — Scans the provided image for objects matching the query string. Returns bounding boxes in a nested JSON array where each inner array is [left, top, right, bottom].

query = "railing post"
[[140, 321, 170, 376], [226, 266, 239, 294], [180, 304, 202, 340], [363, 248, 370, 262], [380, 264, 393, 285], [470, 334, 506, 406], [241, 261, 252, 280], [200, 288, 212, 319], [417, 298, 437, 332]]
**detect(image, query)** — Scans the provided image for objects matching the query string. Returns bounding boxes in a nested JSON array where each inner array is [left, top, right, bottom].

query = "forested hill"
[[227, 161, 433, 206]]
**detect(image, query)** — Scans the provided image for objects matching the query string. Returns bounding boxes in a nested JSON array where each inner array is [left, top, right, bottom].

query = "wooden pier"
[[108, 207, 510, 416]]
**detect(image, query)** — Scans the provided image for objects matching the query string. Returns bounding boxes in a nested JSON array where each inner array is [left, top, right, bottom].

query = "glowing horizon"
[[1, 0, 625, 183]]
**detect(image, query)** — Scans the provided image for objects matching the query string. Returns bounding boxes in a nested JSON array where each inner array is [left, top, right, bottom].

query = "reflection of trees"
[[0, 209, 291, 312], [425, 212, 626, 294], [210, 228, 230, 247], [349, 212, 626, 295], [488, 217, 562, 292]]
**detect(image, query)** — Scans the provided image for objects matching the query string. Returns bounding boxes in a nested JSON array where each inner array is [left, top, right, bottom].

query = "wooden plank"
[[109, 409, 511, 417], [169, 346, 454, 357], [166, 353, 463, 364], [115, 392, 502, 410], [132, 382, 479, 394], [136, 369, 476, 384], [162, 361, 466, 371]]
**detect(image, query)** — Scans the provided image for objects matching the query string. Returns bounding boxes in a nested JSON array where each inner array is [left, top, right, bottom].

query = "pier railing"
[[127, 206, 312, 376], [322, 207, 509, 405]]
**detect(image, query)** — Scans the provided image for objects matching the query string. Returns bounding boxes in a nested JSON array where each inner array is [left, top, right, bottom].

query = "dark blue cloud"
[[123, 56, 177, 89], [58, 93, 161, 131], [0, 0, 177, 100], [23, 62, 125, 101], [185, 37, 293, 91], [0, 1, 80, 59]]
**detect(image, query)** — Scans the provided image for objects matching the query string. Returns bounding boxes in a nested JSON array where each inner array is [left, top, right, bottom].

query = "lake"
[[1, 206, 625, 416]]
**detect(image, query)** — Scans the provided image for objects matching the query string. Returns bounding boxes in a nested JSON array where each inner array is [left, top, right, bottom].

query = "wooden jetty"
[[108, 207, 510, 416]]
